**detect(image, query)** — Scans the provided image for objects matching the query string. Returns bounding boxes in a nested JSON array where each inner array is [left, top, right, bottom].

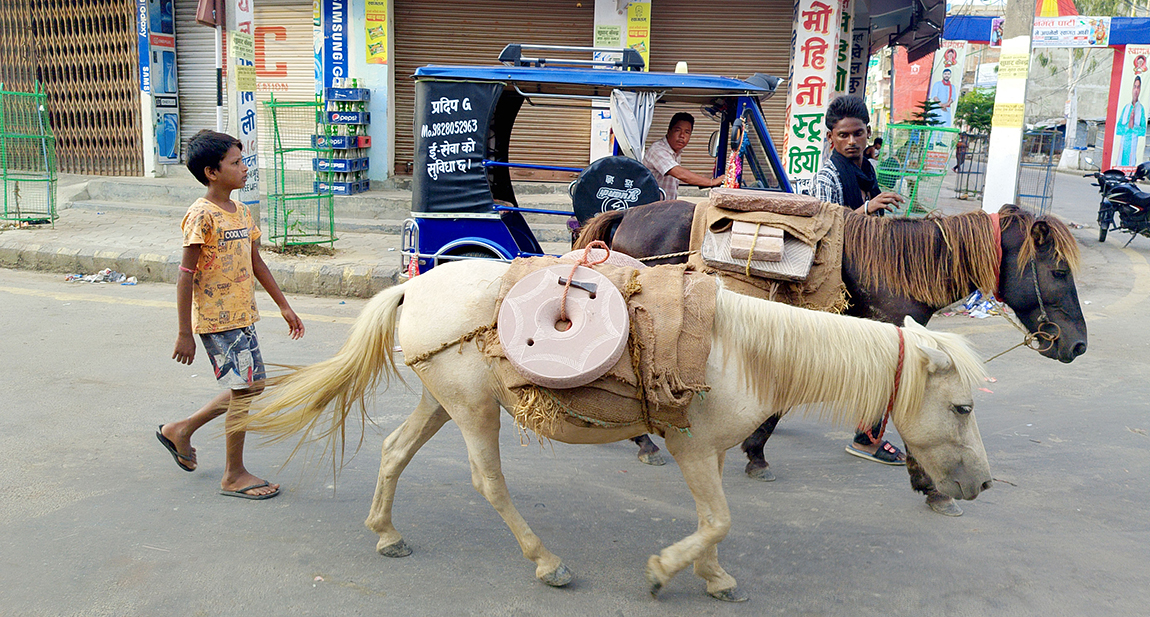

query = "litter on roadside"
[[956, 290, 1005, 319], [65, 268, 137, 285]]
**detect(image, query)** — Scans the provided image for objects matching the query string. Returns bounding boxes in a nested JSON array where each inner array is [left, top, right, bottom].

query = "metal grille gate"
[[0, 0, 141, 175]]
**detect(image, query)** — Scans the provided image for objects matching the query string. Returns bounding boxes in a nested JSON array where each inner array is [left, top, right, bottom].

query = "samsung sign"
[[136, 0, 150, 93], [323, 0, 348, 88]]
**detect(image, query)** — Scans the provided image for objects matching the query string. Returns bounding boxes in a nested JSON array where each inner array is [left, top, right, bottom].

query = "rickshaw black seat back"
[[570, 156, 663, 225]]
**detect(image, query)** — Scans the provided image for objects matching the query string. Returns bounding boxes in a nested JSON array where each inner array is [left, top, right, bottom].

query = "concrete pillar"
[[981, 0, 1038, 212]]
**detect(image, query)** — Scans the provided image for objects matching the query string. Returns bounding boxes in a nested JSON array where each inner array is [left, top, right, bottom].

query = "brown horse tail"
[[572, 210, 626, 250], [237, 281, 409, 466]]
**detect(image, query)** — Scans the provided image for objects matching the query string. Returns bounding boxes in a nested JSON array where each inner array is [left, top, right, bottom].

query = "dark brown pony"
[[575, 200, 1087, 515]]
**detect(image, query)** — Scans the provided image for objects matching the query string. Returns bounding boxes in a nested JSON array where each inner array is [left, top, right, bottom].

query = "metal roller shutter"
[[393, 0, 595, 179], [175, 0, 225, 155], [176, 0, 315, 164], [648, 0, 793, 177]]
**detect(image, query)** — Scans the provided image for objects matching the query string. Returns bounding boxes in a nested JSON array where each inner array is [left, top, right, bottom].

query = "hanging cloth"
[[610, 90, 661, 162]]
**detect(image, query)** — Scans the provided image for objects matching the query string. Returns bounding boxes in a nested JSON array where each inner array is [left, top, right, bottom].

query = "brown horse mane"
[[572, 210, 625, 250], [999, 204, 1081, 274], [845, 205, 1081, 307]]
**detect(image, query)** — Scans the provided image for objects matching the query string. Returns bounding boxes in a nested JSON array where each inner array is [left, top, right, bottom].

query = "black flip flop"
[[156, 425, 195, 472], [219, 482, 280, 500]]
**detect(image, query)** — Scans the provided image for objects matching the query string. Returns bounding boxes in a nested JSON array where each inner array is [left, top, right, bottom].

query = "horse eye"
[[952, 404, 972, 416], [1051, 270, 1069, 279]]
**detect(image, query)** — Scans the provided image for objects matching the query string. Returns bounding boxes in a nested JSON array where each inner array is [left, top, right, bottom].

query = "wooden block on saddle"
[[729, 221, 784, 261], [708, 188, 822, 216]]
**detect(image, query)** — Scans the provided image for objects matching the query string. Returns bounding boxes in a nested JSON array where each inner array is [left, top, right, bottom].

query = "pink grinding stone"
[[498, 265, 629, 389]]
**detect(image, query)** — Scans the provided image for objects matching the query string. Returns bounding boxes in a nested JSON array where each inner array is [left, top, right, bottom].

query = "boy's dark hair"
[[824, 95, 870, 130], [668, 112, 695, 132], [187, 129, 242, 186], [873, 137, 883, 147]]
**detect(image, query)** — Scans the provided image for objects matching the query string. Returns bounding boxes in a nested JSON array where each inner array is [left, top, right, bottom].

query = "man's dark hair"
[[187, 129, 242, 186], [824, 95, 869, 130], [668, 112, 695, 132]]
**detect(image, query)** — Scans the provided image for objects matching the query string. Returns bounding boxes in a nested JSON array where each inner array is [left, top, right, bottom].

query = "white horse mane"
[[713, 288, 987, 428]]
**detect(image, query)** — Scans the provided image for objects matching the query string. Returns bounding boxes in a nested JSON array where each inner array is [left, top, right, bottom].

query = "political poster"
[[1109, 45, 1150, 171], [927, 41, 967, 127]]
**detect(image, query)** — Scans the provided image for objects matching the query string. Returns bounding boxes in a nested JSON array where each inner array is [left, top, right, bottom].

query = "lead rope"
[[859, 326, 904, 444]]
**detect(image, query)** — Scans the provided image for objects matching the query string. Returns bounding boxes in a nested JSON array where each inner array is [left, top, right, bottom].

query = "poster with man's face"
[[1110, 45, 1150, 171], [927, 41, 967, 128]]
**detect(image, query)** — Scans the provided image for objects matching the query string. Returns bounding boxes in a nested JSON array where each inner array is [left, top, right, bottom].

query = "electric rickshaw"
[[401, 44, 794, 274]]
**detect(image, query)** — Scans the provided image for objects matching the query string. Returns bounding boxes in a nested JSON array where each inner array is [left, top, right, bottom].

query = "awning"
[[858, 0, 947, 63]]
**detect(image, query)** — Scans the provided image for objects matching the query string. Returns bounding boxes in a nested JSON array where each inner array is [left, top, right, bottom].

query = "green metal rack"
[[875, 123, 959, 217], [263, 94, 336, 247], [1, 82, 57, 226]]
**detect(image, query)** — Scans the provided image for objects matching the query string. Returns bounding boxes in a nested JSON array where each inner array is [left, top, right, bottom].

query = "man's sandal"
[[845, 440, 907, 466]]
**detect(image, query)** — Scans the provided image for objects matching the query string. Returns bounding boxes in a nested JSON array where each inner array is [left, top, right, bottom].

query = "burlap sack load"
[[687, 195, 849, 312], [478, 256, 717, 437]]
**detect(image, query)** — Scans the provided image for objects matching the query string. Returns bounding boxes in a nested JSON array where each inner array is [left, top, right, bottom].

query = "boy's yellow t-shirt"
[[181, 198, 262, 334]]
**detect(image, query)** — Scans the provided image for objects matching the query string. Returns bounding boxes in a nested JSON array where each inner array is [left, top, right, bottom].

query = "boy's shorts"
[[199, 325, 266, 390]]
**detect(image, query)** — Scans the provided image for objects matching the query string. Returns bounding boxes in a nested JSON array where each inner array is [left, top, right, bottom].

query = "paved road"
[[1, 173, 1148, 615]]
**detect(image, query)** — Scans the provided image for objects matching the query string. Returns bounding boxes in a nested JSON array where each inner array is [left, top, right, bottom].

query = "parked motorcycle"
[[1090, 162, 1150, 244]]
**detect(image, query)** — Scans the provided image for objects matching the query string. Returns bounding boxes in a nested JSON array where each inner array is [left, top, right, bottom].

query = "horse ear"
[[917, 344, 953, 374], [902, 316, 926, 330], [1031, 219, 1052, 248]]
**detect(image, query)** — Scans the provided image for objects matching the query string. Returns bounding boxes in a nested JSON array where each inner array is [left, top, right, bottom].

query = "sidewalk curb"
[[0, 237, 403, 298]]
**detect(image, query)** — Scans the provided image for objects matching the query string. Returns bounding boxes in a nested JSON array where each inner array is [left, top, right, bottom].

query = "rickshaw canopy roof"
[[413, 65, 775, 103]]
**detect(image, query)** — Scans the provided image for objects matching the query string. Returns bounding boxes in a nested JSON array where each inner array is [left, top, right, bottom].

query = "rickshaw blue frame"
[[402, 62, 793, 274]]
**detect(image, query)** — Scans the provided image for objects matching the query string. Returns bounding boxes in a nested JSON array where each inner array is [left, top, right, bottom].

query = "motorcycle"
[[1090, 161, 1150, 245]]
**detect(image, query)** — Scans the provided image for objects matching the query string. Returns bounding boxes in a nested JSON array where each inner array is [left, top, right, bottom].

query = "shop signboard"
[[783, 0, 843, 188]]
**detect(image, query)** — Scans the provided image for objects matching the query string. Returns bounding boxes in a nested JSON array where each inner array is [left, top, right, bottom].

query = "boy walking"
[[156, 130, 305, 500]]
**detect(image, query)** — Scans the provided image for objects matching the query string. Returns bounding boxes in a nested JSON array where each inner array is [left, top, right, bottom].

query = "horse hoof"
[[540, 564, 573, 587], [927, 495, 963, 517], [638, 451, 666, 466], [708, 587, 748, 603], [377, 539, 413, 558], [645, 556, 666, 598], [744, 462, 776, 482]]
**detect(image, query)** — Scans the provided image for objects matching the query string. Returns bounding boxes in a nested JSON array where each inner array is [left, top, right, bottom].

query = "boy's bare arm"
[[173, 244, 202, 364], [251, 241, 305, 339]]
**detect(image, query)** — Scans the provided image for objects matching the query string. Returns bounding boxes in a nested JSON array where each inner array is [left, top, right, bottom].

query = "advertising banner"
[[1108, 45, 1150, 171], [1033, 16, 1110, 48], [927, 40, 967, 127], [229, 1, 260, 207], [849, 27, 869, 97], [137, 0, 180, 165], [891, 46, 932, 124], [365, 0, 387, 64], [322, 0, 349, 88], [625, 1, 651, 71], [783, 0, 843, 188], [833, 0, 854, 97]]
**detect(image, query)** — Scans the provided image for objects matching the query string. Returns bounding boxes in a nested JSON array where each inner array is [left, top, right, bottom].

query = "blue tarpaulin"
[[944, 15, 1150, 46]]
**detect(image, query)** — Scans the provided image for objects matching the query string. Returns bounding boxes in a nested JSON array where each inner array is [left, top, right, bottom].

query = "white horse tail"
[[240, 281, 409, 458]]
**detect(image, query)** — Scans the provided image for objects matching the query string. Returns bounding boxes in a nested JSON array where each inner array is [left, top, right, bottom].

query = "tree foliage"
[[956, 88, 996, 133], [908, 98, 945, 126]]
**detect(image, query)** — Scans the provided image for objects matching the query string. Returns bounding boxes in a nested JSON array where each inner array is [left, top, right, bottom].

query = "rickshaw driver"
[[643, 112, 724, 200]]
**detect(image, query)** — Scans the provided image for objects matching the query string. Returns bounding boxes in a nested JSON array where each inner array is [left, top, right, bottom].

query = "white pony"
[[244, 259, 991, 602]]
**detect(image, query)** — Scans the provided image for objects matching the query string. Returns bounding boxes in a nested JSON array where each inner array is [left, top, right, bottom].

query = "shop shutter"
[[393, 0, 595, 179], [176, 0, 315, 164], [648, 0, 793, 177], [175, 0, 224, 155]]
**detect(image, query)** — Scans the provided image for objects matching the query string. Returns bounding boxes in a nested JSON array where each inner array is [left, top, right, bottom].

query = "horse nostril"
[[981, 480, 993, 492], [1072, 342, 1087, 357]]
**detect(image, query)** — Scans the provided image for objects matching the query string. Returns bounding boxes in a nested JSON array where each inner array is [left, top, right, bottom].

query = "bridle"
[[985, 218, 1060, 363]]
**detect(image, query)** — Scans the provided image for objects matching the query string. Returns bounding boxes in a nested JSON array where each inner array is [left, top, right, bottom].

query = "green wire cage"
[[263, 94, 335, 247], [875, 123, 959, 217], [1, 82, 57, 226]]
